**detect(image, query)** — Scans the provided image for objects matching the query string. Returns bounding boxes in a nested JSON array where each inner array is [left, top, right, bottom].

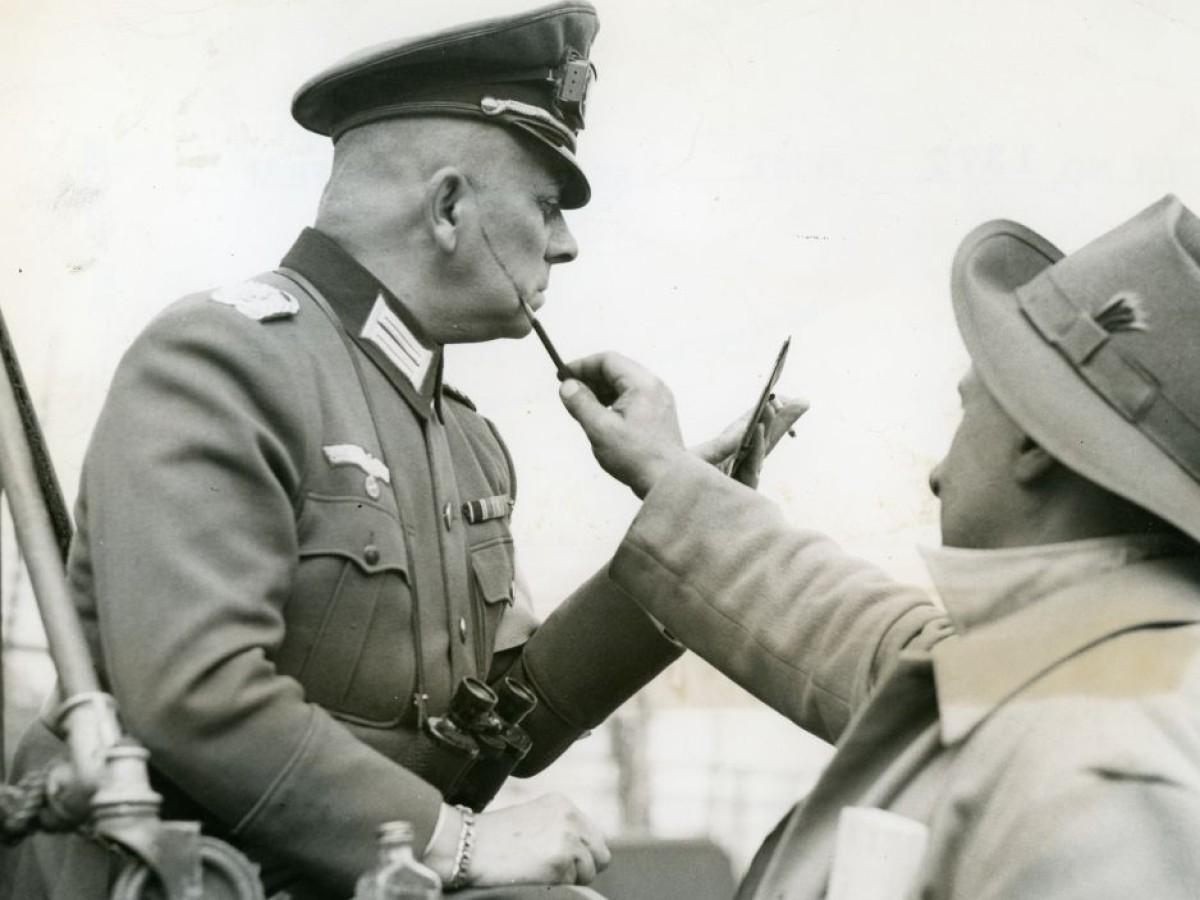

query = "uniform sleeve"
[[498, 568, 684, 776], [77, 300, 441, 894], [607, 457, 946, 744]]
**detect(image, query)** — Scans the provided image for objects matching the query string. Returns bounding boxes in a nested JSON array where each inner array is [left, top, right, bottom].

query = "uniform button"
[[363, 544, 380, 566], [443, 502, 454, 530], [364, 475, 381, 500], [458, 617, 468, 642]]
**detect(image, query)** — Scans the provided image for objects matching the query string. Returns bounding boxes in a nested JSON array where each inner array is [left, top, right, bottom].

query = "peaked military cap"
[[292, 2, 599, 208]]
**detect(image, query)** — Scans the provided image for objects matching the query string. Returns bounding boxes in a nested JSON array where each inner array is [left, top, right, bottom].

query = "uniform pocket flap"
[[297, 495, 408, 577], [471, 540, 515, 606]]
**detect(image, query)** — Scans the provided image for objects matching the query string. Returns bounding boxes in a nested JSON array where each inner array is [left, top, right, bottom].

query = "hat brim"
[[951, 220, 1200, 544], [507, 120, 590, 209]]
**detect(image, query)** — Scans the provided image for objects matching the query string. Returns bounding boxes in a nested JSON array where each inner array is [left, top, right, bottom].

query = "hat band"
[[1017, 276, 1200, 483], [331, 97, 578, 154], [331, 100, 484, 140]]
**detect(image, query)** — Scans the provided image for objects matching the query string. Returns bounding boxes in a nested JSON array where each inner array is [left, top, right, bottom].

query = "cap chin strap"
[[476, 218, 526, 310], [480, 96, 576, 151]]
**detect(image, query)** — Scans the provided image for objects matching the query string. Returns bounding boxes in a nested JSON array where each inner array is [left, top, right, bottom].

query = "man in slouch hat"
[[560, 195, 1200, 898]]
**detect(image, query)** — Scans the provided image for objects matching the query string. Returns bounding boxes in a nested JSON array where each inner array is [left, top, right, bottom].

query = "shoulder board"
[[210, 280, 300, 322], [442, 383, 476, 411]]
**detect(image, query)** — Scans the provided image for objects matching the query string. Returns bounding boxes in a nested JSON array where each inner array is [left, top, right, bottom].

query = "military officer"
[[558, 195, 1200, 898], [7, 3, 762, 898]]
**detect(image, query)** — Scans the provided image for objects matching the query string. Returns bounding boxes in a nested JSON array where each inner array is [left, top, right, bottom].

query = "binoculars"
[[401, 676, 538, 812]]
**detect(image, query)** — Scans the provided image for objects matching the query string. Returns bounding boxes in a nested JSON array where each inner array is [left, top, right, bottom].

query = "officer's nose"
[[928, 463, 942, 498], [547, 214, 578, 265]]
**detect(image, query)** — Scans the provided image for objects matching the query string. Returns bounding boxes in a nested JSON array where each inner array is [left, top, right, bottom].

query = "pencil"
[[520, 299, 572, 381]]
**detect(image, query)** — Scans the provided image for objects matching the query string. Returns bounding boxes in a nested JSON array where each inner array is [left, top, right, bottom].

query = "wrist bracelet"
[[448, 804, 476, 890]]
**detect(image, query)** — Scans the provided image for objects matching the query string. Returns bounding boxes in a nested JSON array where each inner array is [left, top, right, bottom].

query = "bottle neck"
[[379, 842, 418, 866]]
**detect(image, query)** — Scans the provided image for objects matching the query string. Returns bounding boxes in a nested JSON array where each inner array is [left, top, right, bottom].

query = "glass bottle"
[[353, 820, 442, 899]]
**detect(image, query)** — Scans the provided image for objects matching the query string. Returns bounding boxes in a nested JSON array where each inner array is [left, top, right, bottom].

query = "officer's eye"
[[536, 196, 562, 223]]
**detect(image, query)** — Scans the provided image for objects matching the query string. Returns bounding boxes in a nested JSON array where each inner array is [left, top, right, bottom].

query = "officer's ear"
[[427, 166, 470, 253], [1013, 433, 1058, 485]]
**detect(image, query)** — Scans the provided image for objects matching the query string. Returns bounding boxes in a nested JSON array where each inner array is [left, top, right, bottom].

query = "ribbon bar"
[[462, 494, 513, 525]]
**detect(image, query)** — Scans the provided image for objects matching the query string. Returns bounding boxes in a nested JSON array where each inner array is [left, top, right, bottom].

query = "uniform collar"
[[920, 534, 1189, 633], [280, 228, 444, 417], [928, 544, 1200, 745]]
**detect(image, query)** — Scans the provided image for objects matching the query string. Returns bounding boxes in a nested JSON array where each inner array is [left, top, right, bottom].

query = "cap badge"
[[323, 444, 391, 500], [211, 281, 300, 322], [554, 51, 595, 129]]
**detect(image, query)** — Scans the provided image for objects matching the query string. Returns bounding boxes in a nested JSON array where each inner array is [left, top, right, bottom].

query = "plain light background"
[[4, 0, 1200, 868]]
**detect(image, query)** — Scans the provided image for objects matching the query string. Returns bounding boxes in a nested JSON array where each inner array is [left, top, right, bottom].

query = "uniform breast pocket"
[[468, 531, 516, 672], [277, 495, 415, 727]]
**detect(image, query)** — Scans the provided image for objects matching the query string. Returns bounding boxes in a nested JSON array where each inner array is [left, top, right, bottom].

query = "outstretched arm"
[[556, 351, 943, 742]]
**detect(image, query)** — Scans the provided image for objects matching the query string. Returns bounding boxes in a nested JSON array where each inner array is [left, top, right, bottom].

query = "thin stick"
[[520, 298, 572, 382]]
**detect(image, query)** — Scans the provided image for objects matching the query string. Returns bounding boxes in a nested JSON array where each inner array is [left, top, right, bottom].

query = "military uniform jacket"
[[13, 229, 681, 898], [70, 227, 528, 888], [608, 459, 1200, 899]]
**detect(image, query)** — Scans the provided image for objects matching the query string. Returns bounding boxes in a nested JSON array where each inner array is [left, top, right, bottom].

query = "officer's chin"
[[509, 316, 536, 341], [456, 315, 531, 343], [512, 299, 543, 338]]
